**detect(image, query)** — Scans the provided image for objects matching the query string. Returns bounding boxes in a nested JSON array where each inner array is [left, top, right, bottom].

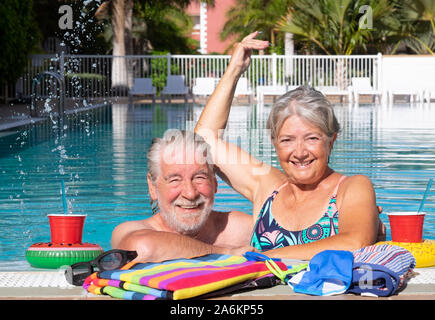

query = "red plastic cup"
[[387, 212, 425, 243], [48, 214, 86, 244]]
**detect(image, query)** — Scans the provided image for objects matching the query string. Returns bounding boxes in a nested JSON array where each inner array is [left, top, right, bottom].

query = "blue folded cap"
[[287, 250, 354, 296]]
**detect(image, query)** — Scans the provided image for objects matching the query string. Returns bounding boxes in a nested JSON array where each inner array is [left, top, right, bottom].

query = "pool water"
[[0, 102, 434, 269]]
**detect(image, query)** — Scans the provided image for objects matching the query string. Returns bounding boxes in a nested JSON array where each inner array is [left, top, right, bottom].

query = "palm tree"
[[276, 0, 395, 55], [96, 0, 133, 94], [393, 0, 435, 55], [412, 0, 435, 35], [275, 0, 396, 89]]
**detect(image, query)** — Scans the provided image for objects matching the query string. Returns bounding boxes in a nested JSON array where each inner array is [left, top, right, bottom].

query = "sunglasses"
[[65, 249, 137, 286]]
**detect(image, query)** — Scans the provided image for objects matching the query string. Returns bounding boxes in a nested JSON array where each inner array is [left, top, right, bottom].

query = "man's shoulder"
[[208, 210, 252, 246], [211, 210, 251, 221], [114, 219, 148, 232], [111, 218, 152, 248], [210, 210, 252, 232]]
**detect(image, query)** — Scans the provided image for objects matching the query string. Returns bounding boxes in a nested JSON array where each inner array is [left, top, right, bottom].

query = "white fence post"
[[376, 52, 382, 91], [272, 53, 277, 87], [167, 53, 171, 77]]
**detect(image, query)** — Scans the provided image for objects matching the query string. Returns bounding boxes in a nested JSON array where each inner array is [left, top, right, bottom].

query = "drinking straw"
[[418, 178, 433, 213], [61, 180, 68, 214]]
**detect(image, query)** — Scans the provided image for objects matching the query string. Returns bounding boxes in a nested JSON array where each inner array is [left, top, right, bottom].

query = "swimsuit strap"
[[275, 181, 288, 193], [332, 175, 347, 197], [272, 175, 346, 198], [266, 181, 288, 200]]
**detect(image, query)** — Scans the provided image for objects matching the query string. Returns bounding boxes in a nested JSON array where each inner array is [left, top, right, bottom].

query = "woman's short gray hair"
[[267, 86, 340, 140], [147, 129, 214, 183]]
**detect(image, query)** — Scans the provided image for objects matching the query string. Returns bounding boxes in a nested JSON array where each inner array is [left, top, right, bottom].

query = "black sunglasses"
[[65, 249, 137, 286]]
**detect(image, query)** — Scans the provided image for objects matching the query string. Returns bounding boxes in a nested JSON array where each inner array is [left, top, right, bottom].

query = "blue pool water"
[[0, 102, 434, 269]]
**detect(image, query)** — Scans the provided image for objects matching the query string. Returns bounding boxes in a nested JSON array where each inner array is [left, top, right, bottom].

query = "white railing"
[[12, 53, 382, 100]]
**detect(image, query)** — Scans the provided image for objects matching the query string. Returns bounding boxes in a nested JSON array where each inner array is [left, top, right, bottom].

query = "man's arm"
[[111, 214, 255, 263], [116, 228, 251, 262]]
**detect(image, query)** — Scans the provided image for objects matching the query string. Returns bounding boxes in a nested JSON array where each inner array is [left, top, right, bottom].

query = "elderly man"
[[111, 129, 254, 262]]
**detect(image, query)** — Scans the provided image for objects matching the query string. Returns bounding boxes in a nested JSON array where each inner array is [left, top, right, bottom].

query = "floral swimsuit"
[[250, 176, 346, 251]]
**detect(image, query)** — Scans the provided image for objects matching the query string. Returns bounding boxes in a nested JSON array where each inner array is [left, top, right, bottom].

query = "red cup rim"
[[387, 212, 425, 216], [47, 214, 87, 217]]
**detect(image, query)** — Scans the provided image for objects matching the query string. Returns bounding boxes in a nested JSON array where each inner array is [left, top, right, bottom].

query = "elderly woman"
[[195, 32, 382, 260]]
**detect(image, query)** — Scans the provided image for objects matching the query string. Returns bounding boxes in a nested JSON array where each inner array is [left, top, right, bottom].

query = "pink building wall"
[[185, 1, 201, 44], [186, 0, 236, 54]]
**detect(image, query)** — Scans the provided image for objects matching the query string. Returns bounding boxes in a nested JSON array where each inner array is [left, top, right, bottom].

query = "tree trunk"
[[284, 32, 294, 82], [334, 58, 347, 90], [124, 0, 134, 89], [111, 0, 133, 95]]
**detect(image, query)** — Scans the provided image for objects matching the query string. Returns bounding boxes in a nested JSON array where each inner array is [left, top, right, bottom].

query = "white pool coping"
[[0, 267, 434, 300]]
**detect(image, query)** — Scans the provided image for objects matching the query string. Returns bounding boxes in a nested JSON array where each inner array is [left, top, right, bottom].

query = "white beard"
[[159, 199, 213, 236]]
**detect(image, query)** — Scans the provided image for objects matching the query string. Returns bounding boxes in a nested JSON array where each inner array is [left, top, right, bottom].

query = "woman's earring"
[[150, 199, 160, 215]]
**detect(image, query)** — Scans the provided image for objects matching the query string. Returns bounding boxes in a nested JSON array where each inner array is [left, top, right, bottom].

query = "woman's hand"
[[195, 31, 269, 137], [226, 245, 258, 256], [228, 31, 269, 77], [376, 206, 387, 242]]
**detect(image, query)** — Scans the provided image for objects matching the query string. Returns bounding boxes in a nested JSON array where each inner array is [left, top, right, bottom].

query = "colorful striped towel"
[[347, 244, 416, 297], [83, 254, 286, 300]]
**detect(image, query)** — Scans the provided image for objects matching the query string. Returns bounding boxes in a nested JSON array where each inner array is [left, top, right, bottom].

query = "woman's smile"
[[275, 115, 335, 184], [290, 159, 315, 169]]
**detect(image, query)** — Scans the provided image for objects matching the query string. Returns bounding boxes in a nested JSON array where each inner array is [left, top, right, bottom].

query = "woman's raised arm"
[[195, 32, 269, 138], [194, 32, 273, 202]]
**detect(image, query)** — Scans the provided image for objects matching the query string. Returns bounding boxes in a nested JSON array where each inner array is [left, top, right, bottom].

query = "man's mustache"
[[173, 196, 206, 208]]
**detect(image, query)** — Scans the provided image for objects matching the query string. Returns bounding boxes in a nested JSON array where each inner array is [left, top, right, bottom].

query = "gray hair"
[[267, 86, 340, 140], [147, 129, 214, 183]]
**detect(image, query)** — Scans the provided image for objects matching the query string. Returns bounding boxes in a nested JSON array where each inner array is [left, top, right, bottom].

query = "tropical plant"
[[0, 0, 40, 86], [134, 1, 199, 54], [221, 0, 293, 53], [150, 51, 181, 95], [409, 0, 435, 35], [276, 0, 397, 55], [391, 0, 435, 55]]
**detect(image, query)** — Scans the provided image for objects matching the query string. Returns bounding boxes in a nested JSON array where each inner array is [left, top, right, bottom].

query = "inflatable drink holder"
[[378, 212, 435, 268], [376, 240, 435, 268], [26, 214, 103, 269]]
